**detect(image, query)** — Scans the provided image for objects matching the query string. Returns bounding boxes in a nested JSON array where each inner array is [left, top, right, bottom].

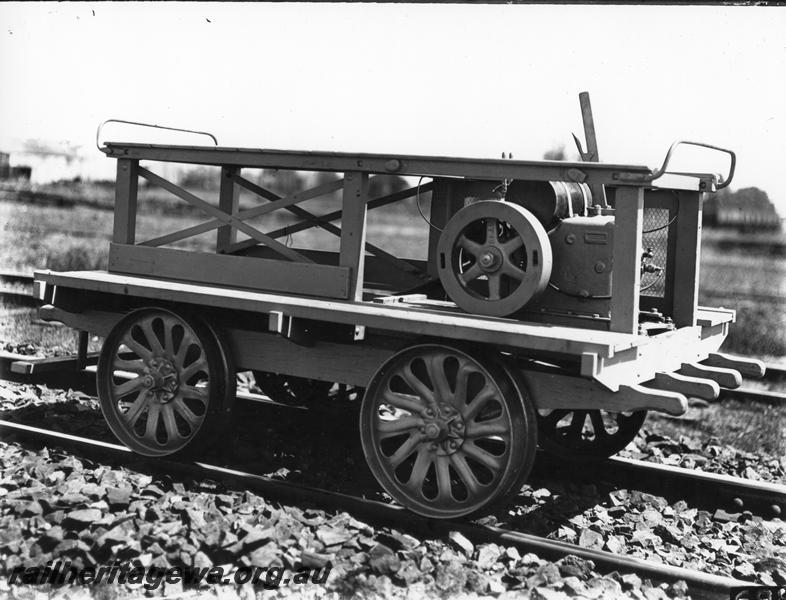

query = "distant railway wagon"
[[33, 95, 764, 518]]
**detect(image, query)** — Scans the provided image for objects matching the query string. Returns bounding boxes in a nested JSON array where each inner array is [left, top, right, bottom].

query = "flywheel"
[[437, 201, 552, 317]]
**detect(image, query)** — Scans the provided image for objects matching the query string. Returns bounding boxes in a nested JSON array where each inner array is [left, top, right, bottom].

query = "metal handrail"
[[95, 119, 218, 151], [649, 140, 736, 190]]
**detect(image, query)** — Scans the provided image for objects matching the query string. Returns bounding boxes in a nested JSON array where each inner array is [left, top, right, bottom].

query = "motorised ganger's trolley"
[[33, 96, 764, 518]]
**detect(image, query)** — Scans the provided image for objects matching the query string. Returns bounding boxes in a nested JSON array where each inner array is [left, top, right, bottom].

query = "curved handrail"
[[649, 140, 736, 190], [96, 119, 218, 151]]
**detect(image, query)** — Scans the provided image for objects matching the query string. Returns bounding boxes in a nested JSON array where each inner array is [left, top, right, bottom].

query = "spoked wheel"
[[537, 408, 647, 461], [437, 201, 552, 317], [253, 372, 333, 405], [97, 308, 234, 457], [360, 344, 537, 518]]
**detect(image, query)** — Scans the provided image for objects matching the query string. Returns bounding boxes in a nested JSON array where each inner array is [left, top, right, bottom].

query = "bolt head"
[[455, 422, 464, 430]]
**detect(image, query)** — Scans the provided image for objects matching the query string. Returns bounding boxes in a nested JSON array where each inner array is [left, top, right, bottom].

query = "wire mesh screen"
[[641, 208, 670, 297]]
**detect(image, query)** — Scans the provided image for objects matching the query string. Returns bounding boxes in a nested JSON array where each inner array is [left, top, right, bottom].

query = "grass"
[[647, 399, 786, 458]]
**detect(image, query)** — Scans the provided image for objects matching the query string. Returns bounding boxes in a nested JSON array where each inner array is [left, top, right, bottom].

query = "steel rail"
[[0, 418, 759, 600], [599, 456, 785, 518]]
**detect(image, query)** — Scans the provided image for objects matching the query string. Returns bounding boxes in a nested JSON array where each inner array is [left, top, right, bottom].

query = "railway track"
[[0, 418, 764, 600], [2, 353, 785, 518]]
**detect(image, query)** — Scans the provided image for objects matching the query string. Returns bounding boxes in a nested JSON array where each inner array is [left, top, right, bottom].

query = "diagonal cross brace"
[[140, 175, 344, 250], [232, 174, 425, 276], [137, 167, 312, 263]]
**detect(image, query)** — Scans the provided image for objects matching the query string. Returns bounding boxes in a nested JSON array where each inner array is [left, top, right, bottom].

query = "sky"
[[1, 3, 785, 214]]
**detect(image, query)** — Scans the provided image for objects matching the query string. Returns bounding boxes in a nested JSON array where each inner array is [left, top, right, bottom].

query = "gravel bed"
[[619, 428, 786, 484], [2, 380, 786, 597]]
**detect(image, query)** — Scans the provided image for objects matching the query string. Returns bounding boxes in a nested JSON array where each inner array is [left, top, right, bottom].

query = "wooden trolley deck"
[[35, 269, 734, 392]]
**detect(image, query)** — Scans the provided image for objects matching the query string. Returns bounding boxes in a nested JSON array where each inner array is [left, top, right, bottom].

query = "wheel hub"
[[477, 247, 502, 272], [145, 357, 180, 403], [421, 402, 465, 456]]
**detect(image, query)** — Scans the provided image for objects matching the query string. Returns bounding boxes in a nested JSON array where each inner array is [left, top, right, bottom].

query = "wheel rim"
[[537, 408, 647, 460], [437, 201, 552, 317], [361, 345, 525, 518], [98, 309, 225, 456]]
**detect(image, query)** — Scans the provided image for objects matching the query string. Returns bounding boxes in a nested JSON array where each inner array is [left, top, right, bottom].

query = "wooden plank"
[[108, 243, 350, 299], [610, 186, 643, 333], [240, 246, 428, 291], [36, 270, 637, 358], [679, 362, 742, 390], [101, 143, 656, 188], [229, 329, 392, 386], [137, 166, 311, 263], [704, 352, 765, 379], [339, 172, 369, 301], [226, 181, 434, 254], [671, 191, 701, 327], [651, 372, 720, 400], [113, 159, 138, 244], [10, 352, 100, 375], [520, 368, 687, 416], [216, 166, 240, 252]]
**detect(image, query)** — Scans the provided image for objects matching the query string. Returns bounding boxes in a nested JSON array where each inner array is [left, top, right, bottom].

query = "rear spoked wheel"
[[360, 344, 537, 518], [97, 308, 234, 457], [537, 408, 647, 461]]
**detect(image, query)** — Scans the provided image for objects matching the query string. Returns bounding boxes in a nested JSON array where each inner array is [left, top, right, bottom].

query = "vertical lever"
[[573, 92, 608, 208]]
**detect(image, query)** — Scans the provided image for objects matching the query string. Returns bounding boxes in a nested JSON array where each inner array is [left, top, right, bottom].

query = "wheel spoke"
[[407, 448, 432, 493], [112, 376, 147, 398], [382, 389, 427, 415], [140, 319, 164, 355], [174, 332, 199, 369], [161, 405, 181, 442], [458, 234, 483, 256], [378, 415, 422, 438], [501, 235, 524, 255], [120, 335, 153, 361], [387, 433, 422, 468], [463, 384, 497, 421], [400, 364, 436, 405], [465, 417, 509, 439], [180, 384, 208, 402], [163, 320, 175, 356], [113, 358, 146, 374], [144, 403, 161, 441], [181, 358, 208, 383], [567, 410, 587, 438], [484, 218, 498, 244], [451, 363, 474, 411], [462, 441, 502, 472], [450, 452, 481, 496], [426, 354, 452, 402], [487, 273, 502, 300], [459, 262, 484, 285], [501, 261, 526, 281], [173, 397, 201, 427], [435, 455, 453, 503], [589, 410, 609, 438], [123, 390, 149, 426]]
